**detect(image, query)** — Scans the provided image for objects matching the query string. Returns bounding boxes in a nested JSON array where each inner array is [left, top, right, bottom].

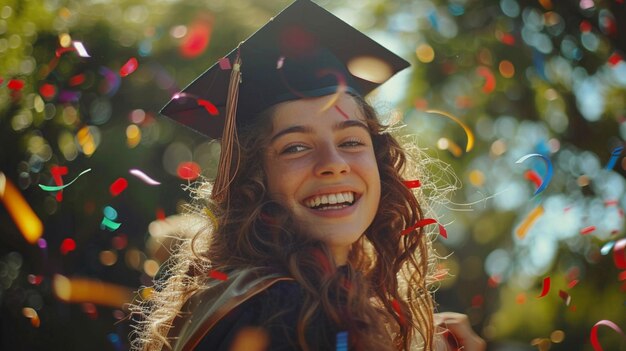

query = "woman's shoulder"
[[193, 274, 304, 350]]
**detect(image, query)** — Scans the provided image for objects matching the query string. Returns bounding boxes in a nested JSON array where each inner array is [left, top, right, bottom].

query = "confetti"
[[39, 83, 57, 99], [476, 66, 496, 94], [558, 290, 571, 306], [51, 165, 68, 201], [179, 19, 213, 58], [53, 274, 133, 308], [590, 320, 626, 351], [403, 179, 421, 188], [72, 41, 90, 57], [68, 73, 86, 87], [103, 206, 118, 220], [0, 172, 43, 244], [60, 238, 77, 255], [336, 331, 348, 351], [606, 146, 623, 170], [39, 168, 91, 192], [129, 169, 161, 185], [515, 154, 553, 195], [538, 276, 551, 298], [276, 56, 285, 69], [613, 239, 626, 270], [218, 57, 232, 70], [197, 98, 219, 116], [120, 57, 138, 77], [524, 170, 543, 189], [392, 299, 406, 326], [109, 177, 128, 196], [601, 241, 616, 255], [608, 52, 623, 67], [580, 226, 596, 235], [177, 161, 201, 180], [334, 105, 349, 119], [516, 205, 544, 239], [7, 79, 25, 91], [100, 217, 122, 231], [209, 270, 228, 281], [426, 109, 474, 152], [401, 218, 437, 236], [438, 224, 448, 239], [317, 69, 348, 113]]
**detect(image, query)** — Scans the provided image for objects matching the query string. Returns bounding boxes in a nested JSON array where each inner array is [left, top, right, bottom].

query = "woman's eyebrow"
[[270, 125, 314, 143], [270, 119, 369, 143]]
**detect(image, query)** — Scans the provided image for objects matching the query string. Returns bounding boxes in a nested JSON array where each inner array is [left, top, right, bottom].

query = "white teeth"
[[305, 191, 356, 209]]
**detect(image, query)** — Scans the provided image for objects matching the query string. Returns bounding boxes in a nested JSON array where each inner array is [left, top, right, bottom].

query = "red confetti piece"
[[401, 218, 437, 236], [51, 165, 68, 202], [197, 98, 219, 116], [60, 238, 76, 255], [537, 276, 550, 298], [558, 290, 571, 306], [334, 105, 349, 120], [28, 274, 44, 285], [438, 224, 448, 239], [218, 57, 231, 70], [180, 20, 212, 58], [488, 275, 501, 288], [39, 83, 56, 99], [590, 320, 626, 351], [613, 239, 626, 269], [209, 270, 228, 281], [391, 299, 406, 326], [580, 226, 596, 235], [68, 73, 85, 87], [7, 79, 25, 91], [618, 271, 626, 281], [609, 52, 623, 67], [605, 199, 619, 207], [499, 33, 515, 45], [580, 20, 592, 32], [177, 161, 201, 181], [156, 208, 166, 220], [109, 178, 128, 197], [476, 66, 496, 94], [120, 57, 138, 77], [524, 170, 542, 189], [471, 294, 484, 307], [402, 180, 421, 189], [55, 46, 75, 57], [568, 279, 579, 289]]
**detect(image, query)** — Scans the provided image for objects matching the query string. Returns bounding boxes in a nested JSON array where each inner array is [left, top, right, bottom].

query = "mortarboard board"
[[160, 0, 410, 202]]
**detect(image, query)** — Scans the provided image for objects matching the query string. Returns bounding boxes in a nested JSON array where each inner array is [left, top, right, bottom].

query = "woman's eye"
[[341, 139, 365, 148], [281, 144, 309, 154]]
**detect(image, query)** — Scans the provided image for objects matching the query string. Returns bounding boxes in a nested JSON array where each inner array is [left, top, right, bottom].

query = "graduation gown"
[[167, 268, 341, 351]]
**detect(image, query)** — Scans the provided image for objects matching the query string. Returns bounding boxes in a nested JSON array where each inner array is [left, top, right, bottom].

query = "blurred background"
[[1, 0, 625, 350]]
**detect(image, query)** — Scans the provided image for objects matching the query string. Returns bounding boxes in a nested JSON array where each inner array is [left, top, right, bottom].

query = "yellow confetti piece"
[[204, 207, 218, 230], [0, 172, 43, 244], [53, 274, 133, 308], [516, 205, 544, 239], [426, 109, 475, 152]]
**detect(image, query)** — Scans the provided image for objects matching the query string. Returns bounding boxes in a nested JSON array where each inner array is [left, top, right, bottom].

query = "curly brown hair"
[[130, 94, 437, 351]]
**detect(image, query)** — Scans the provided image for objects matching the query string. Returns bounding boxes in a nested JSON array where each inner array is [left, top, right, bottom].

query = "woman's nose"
[[314, 144, 350, 176]]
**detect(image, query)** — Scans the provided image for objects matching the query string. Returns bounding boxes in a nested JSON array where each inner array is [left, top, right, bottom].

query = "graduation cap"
[[160, 0, 410, 202]]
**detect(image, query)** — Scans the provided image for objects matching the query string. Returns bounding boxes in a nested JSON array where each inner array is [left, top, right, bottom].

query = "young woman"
[[131, 1, 486, 350]]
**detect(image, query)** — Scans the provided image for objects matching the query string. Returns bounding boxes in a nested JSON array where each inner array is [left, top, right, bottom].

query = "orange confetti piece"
[[53, 274, 133, 308], [537, 276, 550, 298], [0, 172, 43, 244], [120, 57, 138, 77], [426, 109, 474, 152], [515, 205, 544, 239]]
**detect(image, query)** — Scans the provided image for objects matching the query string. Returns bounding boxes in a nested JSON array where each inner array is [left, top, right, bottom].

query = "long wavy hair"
[[130, 94, 442, 351]]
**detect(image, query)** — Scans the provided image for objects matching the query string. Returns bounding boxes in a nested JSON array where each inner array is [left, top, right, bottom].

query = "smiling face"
[[263, 93, 381, 264]]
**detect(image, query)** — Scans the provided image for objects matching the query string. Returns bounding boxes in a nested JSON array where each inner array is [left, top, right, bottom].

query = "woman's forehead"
[[269, 93, 364, 128]]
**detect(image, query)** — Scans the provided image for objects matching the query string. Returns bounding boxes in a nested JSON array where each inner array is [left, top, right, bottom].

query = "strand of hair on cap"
[[212, 49, 242, 203]]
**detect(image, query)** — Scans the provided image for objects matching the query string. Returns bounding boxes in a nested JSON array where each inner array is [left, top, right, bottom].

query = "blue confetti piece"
[[606, 146, 624, 170], [515, 153, 553, 195], [336, 331, 348, 351]]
